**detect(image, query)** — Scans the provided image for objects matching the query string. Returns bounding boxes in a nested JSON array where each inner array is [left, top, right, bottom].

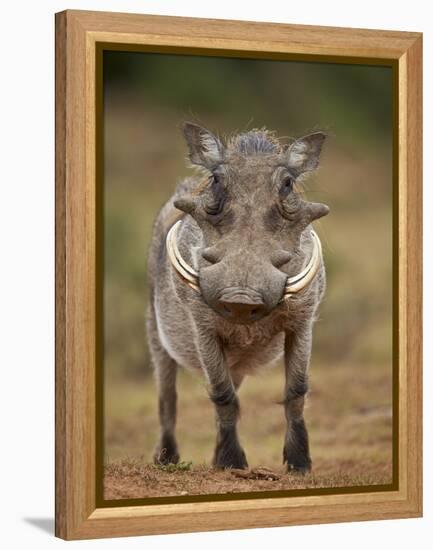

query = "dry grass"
[[104, 460, 392, 500], [104, 359, 393, 499]]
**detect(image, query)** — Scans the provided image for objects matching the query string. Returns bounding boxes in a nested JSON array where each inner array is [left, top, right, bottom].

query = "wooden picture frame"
[[55, 9, 422, 540]]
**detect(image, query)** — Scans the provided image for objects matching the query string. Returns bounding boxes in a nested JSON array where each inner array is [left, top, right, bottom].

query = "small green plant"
[[156, 461, 193, 473]]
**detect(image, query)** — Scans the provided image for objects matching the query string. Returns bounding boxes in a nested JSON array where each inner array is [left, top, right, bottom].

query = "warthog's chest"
[[216, 304, 290, 347], [218, 320, 286, 373], [215, 309, 289, 372]]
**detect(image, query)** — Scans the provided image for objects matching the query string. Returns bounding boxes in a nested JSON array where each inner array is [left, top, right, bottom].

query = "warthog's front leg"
[[283, 324, 313, 473], [153, 357, 179, 465], [148, 306, 180, 465], [198, 332, 248, 469]]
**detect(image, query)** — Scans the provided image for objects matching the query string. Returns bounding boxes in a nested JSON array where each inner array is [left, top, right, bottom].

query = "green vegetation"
[[156, 461, 193, 473]]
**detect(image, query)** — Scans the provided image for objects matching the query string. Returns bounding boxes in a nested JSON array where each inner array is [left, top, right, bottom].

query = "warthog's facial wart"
[[174, 123, 329, 325]]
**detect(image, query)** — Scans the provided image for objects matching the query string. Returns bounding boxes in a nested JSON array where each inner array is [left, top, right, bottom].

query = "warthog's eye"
[[204, 201, 224, 216], [275, 173, 301, 223], [204, 174, 226, 218], [279, 176, 294, 198]]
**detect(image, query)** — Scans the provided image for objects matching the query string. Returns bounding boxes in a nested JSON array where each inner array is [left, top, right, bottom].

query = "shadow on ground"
[[23, 518, 54, 535]]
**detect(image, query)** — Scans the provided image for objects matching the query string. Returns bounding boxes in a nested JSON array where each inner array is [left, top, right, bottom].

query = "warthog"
[[147, 123, 329, 472]]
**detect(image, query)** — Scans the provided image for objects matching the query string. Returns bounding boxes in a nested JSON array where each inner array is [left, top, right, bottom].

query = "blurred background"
[[103, 51, 393, 488]]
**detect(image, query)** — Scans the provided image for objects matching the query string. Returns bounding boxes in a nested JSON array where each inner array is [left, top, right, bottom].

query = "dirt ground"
[[104, 460, 392, 501], [104, 360, 393, 500]]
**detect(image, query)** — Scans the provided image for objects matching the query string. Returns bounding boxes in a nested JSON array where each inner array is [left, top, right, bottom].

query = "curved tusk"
[[167, 221, 199, 278], [283, 230, 322, 297], [166, 220, 201, 292]]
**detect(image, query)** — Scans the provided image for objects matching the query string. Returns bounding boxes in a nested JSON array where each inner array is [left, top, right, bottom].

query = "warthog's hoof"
[[213, 442, 248, 470], [153, 437, 180, 465], [285, 462, 312, 474], [283, 447, 312, 474]]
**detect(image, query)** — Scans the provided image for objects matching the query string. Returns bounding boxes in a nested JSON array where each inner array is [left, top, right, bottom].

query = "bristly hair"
[[228, 128, 282, 156]]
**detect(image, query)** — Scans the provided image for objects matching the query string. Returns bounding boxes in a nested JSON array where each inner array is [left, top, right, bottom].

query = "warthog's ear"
[[284, 132, 327, 174], [182, 122, 224, 169]]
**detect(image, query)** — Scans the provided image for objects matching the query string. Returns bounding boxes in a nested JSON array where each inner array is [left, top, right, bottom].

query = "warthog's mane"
[[227, 129, 285, 156]]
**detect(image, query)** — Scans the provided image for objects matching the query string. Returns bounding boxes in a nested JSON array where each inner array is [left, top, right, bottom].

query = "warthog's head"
[[174, 123, 329, 325]]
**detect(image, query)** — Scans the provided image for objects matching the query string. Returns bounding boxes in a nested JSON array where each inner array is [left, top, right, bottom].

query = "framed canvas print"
[[55, 10, 422, 540]]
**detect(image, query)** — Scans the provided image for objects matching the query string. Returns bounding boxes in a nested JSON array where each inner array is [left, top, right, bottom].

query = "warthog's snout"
[[215, 288, 268, 324]]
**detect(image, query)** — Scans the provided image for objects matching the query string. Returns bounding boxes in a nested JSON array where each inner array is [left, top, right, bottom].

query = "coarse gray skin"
[[146, 123, 329, 472]]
